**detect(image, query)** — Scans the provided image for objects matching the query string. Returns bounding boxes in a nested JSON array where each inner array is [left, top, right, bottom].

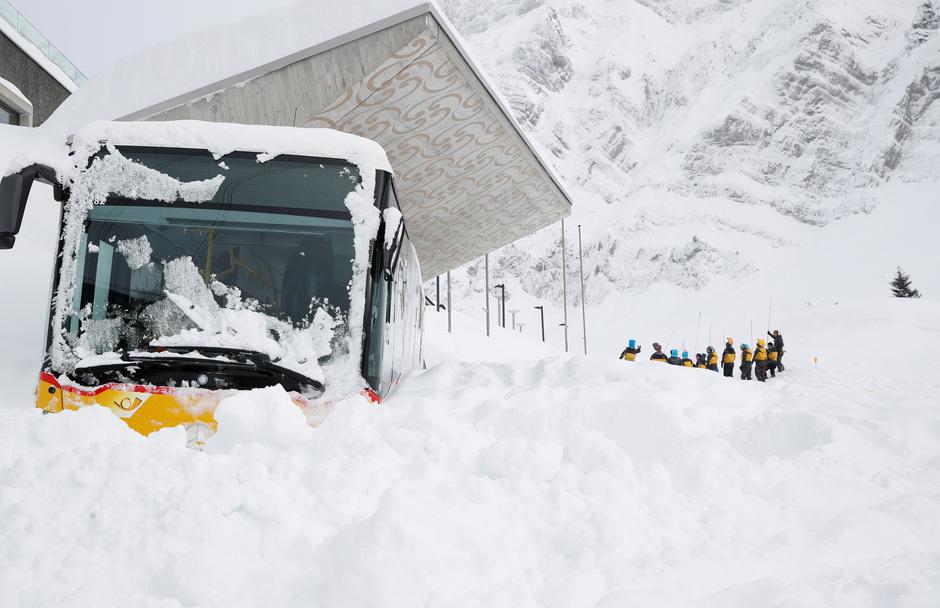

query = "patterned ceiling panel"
[[307, 20, 570, 280]]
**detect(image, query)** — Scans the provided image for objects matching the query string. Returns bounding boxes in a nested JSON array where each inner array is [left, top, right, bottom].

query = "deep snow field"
[[2, 303, 940, 607]]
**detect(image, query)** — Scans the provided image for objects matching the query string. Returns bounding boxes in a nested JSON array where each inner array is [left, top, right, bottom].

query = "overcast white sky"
[[14, 0, 296, 76]]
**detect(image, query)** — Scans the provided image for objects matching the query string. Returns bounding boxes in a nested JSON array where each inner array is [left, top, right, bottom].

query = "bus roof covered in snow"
[[46, 0, 572, 279]]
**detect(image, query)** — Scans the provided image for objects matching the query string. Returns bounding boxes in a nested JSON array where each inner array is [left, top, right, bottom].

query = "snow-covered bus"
[[0, 121, 423, 442]]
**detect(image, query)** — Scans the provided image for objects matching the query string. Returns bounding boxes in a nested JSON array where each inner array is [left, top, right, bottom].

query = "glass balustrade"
[[0, 0, 87, 86]]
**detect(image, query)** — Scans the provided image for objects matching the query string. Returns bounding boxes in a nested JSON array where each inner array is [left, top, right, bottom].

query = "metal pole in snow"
[[577, 224, 587, 355], [695, 312, 701, 353], [436, 275, 441, 311], [496, 291, 502, 328], [446, 271, 452, 333], [485, 254, 490, 338], [535, 306, 545, 342], [561, 221, 569, 353], [492, 284, 505, 328], [767, 298, 773, 332]]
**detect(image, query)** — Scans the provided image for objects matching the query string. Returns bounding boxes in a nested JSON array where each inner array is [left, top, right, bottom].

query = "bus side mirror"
[[382, 217, 403, 280], [0, 164, 62, 250]]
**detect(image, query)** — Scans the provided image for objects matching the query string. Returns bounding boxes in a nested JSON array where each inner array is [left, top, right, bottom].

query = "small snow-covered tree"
[[891, 267, 922, 298]]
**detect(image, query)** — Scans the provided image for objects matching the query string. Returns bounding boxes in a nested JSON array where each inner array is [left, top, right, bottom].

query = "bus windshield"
[[63, 148, 361, 374]]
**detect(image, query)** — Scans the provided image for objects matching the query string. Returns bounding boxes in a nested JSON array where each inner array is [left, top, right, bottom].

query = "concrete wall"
[[0, 30, 70, 126]]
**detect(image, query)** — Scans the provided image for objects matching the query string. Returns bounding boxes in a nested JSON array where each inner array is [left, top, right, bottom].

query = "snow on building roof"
[[44, 0, 572, 279], [0, 75, 32, 123]]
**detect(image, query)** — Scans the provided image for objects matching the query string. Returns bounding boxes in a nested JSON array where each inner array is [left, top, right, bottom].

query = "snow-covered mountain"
[[434, 0, 940, 315]]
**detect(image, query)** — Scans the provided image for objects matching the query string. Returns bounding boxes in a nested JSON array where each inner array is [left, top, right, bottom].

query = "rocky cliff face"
[[435, 0, 940, 306]]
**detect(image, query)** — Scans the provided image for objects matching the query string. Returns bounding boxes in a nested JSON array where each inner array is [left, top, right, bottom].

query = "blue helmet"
[[682, 351, 688, 358], [670, 349, 678, 357], [742, 344, 749, 350], [629, 339, 636, 348]]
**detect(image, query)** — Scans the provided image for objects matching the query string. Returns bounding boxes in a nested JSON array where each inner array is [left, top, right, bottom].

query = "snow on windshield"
[[145, 256, 339, 384], [51, 145, 223, 371], [48, 123, 385, 400], [115, 235, 152, 270]]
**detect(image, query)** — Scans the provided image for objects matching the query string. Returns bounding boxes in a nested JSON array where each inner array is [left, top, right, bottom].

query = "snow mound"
[[1, 352, 938, 607], [206, 386, 314, 453]]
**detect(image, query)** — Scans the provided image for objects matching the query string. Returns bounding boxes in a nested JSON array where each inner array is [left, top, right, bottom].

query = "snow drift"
[[1, 312, 938, 607]]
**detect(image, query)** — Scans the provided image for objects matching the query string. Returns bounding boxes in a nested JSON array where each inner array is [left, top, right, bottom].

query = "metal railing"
[[0, 0, 87, 86]]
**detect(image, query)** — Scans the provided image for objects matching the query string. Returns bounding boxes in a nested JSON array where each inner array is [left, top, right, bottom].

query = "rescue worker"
[[650, 342, 668, 362], [767, 343, 778, 378], [739, 344, 753, 380], [695, 353, 707, 369], [706, 346, 719, 372], [754, 339, 768, 382], [667, 349, 683, 366], [722, 338, 736, 377], [620, 339, 642, 361], [767, 330, 784, 371], [681, 351, 694, 367]]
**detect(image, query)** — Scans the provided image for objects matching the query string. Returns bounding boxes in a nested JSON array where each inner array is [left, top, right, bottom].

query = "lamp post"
[[560, 220, 569, 353], [577, 224, 587, 355], [534, 305, 545, 342], [508, 309, 519, 330], [494, 283, 506, 328], [517, 322, 526, 334], [484, 254, 490, 337], [436, 275, 442, 311], [446, 271, 452, 333]]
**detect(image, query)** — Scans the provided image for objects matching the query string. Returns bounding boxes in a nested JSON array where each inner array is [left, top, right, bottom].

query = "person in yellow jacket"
[[754, 339, 769, 382], [767, 343, 778, 378], [620, 339, 641, 361], [739, 344, 753, 380], [722, 339, 736, 377], [681, 351, 694, 367], [706, 346, 719, 372], [695, 353, 707, 368]]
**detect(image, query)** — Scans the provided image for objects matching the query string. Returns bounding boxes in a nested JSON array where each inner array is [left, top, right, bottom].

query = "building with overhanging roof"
[[46, 0, 571, 279]]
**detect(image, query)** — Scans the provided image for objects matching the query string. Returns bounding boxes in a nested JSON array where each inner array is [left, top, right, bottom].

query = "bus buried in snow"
[[0, 121, 423, 444]]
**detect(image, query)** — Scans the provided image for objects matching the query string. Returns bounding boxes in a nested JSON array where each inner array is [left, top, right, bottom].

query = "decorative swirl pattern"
[[307, 21, 569, 279]]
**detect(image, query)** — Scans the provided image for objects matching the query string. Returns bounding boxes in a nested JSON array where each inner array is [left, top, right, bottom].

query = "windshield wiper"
[[75, 346, 324, 396], [143, 345, 324, 394]]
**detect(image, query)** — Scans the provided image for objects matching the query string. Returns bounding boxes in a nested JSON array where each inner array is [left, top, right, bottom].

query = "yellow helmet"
[[757, 339, 766, 347], [727, 337, 734, 345]]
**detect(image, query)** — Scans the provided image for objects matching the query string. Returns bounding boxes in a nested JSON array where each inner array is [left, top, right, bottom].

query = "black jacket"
[[620, 345, 642, 360], [768, 331, 784, 350], [666, 356, 683, 366], [650, 351, 667, 361]]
